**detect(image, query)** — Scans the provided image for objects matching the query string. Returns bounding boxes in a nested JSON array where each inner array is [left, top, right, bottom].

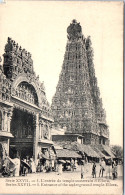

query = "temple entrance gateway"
[[0, 37, 53, 165], [10, 108, 34, 159]]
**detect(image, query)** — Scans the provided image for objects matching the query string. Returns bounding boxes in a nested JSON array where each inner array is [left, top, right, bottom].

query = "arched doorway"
[[10, 108, 35, 160], [9, 81, 39, 160]]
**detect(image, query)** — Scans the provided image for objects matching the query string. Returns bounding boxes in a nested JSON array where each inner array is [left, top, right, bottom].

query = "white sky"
[[0, 1, 123, 146]]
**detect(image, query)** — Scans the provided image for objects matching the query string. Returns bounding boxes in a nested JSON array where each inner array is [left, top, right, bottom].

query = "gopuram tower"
[[51, 20, 109, 145]]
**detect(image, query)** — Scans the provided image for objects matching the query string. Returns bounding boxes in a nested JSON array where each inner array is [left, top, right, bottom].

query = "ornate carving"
[[51, 20, 109, 145], [3, 37, 35, 79], [67, 20, 83, 40], [43, 125, 49, 139], [13, 81, 38, 105], [0, 71, 11, 101]]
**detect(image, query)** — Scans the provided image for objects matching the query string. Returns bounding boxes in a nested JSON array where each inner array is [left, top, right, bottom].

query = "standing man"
[[81, 160, 84, 179], [13, 155, 20, 177], [92, 162, 96, 178], [99, 158, 106, 177], [106, 158, 112, 178]]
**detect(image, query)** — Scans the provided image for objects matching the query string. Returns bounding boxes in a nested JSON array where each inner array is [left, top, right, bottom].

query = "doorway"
[[10, 108, 34, 160]]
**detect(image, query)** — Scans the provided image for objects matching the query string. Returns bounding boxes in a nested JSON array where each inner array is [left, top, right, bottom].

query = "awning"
[[95, 145, 115, 158], [63, 142, 100, 158], [91, 146, 107, 158], [56, 149, 82, 158], [38, 139, 54, 146], [92, 146, 110, 159], [79, 145, 100, 158], [103, 145, 115, 158]]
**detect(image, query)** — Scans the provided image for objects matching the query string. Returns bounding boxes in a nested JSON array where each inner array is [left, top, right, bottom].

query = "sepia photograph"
[[0, 1, 123, 194]]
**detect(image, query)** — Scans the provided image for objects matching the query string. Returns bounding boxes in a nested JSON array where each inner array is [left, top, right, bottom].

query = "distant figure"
[[99, 158, 105, 177], [74, 160, 78, 171], [71, 158, 74, 172], [54, 159, 57, 172], [81, 161, 84, 179], [36, 159, 41, 172], [92, 162, 96, 178], [112, 160, 117, 179], [57, 162, 62, 175], [51, 160, 55, 171], [106, 158, 112, 178], [13, 156, 20, 177], [30, 158, 36, 173], [22, 159, 29, 176]]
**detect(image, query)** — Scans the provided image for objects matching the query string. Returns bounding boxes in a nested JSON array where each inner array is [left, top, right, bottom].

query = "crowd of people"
[[0, 155, 43, 177], [0, 156, 119, 180], [0, 154, 58, 177], [91, 158, 118, 180], [57, 157, 119, 180]]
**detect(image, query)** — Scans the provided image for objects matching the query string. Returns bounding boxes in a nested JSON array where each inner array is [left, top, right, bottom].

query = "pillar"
[[39, 122, 41, 139], [7, 110, 13, 154], [39, 119, 44, 139], [41, 121, 44, 139], [1, 111, 4, 131], [7, 110, 13, 133], [3, 110, 7, 131], [33, 113, 39, 165], [49, 123, 52, 140]]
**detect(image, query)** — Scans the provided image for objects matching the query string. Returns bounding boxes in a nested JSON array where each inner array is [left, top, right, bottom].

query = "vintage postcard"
[[0, 1, 123, 194]]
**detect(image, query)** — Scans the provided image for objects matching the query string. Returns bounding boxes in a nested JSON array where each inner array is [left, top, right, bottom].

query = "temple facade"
[[51, 20, 109, 146], [0, 38, 54, 164]]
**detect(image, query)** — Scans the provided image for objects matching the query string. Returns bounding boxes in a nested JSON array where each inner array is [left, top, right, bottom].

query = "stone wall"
[[52, 135, 77, 142]]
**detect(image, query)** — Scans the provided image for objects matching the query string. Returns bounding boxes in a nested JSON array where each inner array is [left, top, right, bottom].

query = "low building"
[[52, 134, 84, 144]]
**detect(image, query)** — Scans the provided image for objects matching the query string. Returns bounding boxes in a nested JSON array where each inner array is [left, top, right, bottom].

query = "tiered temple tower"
[[51, 20, 109, 145]]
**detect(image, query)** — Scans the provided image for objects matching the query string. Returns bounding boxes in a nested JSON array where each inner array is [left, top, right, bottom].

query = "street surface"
[[0, 164, 123, 195]]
